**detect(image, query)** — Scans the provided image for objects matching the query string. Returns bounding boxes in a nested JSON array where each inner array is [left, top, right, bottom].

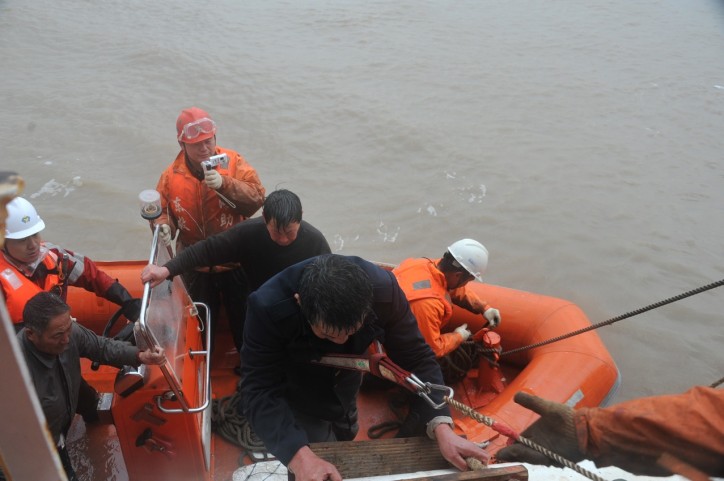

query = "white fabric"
[[204, 169, 223, 189], [484, 307, 501, 328]]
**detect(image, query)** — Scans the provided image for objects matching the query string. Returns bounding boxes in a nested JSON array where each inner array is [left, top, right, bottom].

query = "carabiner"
[[406, 373, 454, 410]]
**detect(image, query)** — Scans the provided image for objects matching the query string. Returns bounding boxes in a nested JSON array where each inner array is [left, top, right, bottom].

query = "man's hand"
[[434, 424, 491, 471], [483, 307, 501, 328], [159, 224, 173, 246], [454, 323, 472, 341], [204, 169, 223, 190], [288, 446, 342, 481], [138, 345, 166, 365], [141, 264, 171, 288], [496, 392, 583, 465]]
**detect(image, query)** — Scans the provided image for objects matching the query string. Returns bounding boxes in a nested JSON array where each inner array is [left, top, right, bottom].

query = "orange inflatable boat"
[[64, 250, 619, 480]]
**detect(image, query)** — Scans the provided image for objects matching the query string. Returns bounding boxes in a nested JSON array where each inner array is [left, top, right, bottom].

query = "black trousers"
[[76, 377, 100, 423], [182, 269, 249, 352], [58, 444, 80, 481]]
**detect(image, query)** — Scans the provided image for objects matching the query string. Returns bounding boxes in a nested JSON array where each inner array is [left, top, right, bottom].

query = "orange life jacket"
[[0, 251, 62, 324], [393, 258, 453, 324]]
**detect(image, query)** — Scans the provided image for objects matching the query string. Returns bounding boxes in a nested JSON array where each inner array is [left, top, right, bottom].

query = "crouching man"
[[17, 291, 166, 481]]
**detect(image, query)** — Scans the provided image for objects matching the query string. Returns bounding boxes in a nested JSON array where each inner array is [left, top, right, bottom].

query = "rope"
[[437, 342, 481, 384], [445, 397, 610, 481], [478, 278, 724, 357], [709, 376, 724, 389], [211, 386, 267, 454]]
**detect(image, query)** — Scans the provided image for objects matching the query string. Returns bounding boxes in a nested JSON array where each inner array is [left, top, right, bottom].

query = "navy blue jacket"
[[239, 255, 450, 465]]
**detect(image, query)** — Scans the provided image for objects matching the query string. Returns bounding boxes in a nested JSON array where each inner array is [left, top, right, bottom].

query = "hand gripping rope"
[[444, 397, 612, 481], [313, 351, 613, 481]]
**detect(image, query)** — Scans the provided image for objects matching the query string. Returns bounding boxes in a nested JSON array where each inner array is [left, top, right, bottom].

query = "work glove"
[[454, 323, 472, 341], [159, 224, 172, 246], [496, 392, 584, 465], [483, 307, 501, 328], [204, 169, 223, 190]]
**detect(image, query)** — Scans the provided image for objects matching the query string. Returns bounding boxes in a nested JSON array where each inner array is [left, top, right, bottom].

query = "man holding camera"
[[154, 106, 265, 351]]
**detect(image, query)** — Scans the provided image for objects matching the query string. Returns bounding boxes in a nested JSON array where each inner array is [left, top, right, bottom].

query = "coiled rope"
[[445, 397, 610, 481], [437, 342, 495, 385], [479, 278, 724, 357], [211, 385, 267, 455]]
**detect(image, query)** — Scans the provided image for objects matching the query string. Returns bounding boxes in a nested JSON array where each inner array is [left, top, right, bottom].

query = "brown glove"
[[495, 392, 585, 465]]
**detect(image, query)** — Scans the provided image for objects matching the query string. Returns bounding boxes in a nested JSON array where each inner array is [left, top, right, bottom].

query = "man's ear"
[[293, 293, 301, 306], [25, 327, 39, 344]]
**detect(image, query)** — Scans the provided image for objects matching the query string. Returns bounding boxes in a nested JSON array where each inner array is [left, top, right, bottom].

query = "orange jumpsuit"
[[155, 146, 265, 249], [393, 257, 488, 357], [576, 386, 724, 476]]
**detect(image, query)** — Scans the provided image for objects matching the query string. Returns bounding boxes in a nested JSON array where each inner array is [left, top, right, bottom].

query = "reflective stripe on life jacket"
[[393, 258, 453, 324], [0, 250, 62, 324]]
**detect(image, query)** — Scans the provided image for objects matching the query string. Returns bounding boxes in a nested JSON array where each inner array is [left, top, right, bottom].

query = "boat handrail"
[[137, 224, 212, 414], [155, 301, 212, 414]]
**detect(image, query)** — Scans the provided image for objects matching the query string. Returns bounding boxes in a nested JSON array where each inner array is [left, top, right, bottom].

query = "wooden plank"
[[302, 437, 527, 481], [309, 437, 448, 478], [397, 466, 528, 481]]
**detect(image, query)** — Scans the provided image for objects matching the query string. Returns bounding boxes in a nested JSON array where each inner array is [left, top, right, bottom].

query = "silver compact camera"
[[201, 153, 229, 171]]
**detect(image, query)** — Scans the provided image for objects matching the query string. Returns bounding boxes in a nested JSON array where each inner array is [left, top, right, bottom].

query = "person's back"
[[394, 257, 461, 356], [393, 239, 501, 359]]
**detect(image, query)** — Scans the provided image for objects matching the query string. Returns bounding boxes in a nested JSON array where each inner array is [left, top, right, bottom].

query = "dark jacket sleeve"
[[239, 290, 310, 466], [164, 224, 244, 277], [73, 322, 140, 367]]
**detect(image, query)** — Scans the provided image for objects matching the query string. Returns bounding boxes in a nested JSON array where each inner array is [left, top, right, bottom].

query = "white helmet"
[[5, 197, 46, 240], [447, 238, 488, 281]]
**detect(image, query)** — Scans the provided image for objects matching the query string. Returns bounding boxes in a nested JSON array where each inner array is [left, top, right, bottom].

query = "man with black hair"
[[141, 189, 330, 350], [17, 291, 165, 481], [239, 254, 490, 481]]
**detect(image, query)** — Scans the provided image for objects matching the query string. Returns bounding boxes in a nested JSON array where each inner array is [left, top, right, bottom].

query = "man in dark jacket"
[[141, 189, 330, 351], [239, 254, 490, 481], [18, 291, 165, 481]]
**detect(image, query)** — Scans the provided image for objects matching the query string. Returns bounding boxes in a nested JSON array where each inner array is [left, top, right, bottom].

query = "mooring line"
[[445, 397, 610, 481], [477, 278, 724, 357]]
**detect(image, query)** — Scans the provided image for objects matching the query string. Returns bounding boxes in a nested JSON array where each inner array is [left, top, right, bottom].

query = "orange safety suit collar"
[[0, 250, 62, 324]]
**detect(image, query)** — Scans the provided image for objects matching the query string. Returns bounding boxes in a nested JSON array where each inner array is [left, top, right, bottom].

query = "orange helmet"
[[176, 107, 216, 143]]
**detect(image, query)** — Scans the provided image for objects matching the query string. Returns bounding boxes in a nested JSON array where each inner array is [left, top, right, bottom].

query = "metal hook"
[[407, 373, 454, 409]]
